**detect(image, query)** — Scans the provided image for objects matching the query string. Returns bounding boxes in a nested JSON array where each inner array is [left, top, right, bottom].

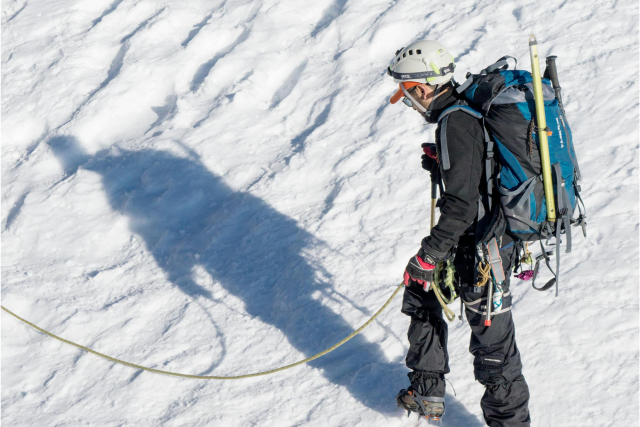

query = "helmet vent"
[[409, 50, 413, 55], [416, 49, 422, 54]]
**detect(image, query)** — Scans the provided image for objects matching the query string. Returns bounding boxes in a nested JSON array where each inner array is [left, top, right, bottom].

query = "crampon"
[[396, 389, 445, 424]]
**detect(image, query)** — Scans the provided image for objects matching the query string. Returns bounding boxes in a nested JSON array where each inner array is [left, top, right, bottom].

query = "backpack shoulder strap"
[[482, 120, 495, 211], [438, 103, 499, 242], [437, 105, 493, 205], [437, 104, 483, 171]]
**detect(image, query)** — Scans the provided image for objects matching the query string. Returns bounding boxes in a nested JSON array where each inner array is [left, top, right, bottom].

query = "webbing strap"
[[415, 394, 446, 403], [507, 212, 546, 232], [437, 172, 445, 207], [486, 237, 505, 283], [456, 77, 473, 93], [483, 120, 494, 211], [486, 58, 510, 74], [574, 184, 588, 238], [551, 163, 567, 296], [554, 218, 561, 297], [486, 60, 508, 73], [440, 115, 451, 170], [531, 242, 556, 292], [387, 62, 455, 81], [563, 201, 572, 254], [497, 175, 538, 207], [554, 164, 573, 254], [456, 56, 518, 94], [575, 183, 587, 217]]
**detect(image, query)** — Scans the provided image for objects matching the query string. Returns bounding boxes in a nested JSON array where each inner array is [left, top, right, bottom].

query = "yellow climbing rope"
[[476, 261, 492, 287], [431, 260, 457, 322], [1, 283, 403, 380]]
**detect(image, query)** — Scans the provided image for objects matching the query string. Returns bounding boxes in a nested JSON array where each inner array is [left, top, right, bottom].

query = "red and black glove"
[[403, 249, 437, 289], [421, 142, 438, 173]]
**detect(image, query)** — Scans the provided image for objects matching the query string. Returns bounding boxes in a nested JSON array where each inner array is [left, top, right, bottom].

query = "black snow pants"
[[401, 235, 531, 427]]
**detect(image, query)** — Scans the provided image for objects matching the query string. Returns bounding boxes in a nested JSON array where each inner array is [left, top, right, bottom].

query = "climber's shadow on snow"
[[48, 136, 479, 423]]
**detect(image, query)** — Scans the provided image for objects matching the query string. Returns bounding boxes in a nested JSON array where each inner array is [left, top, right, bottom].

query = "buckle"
[[440, 63, 455, 74]]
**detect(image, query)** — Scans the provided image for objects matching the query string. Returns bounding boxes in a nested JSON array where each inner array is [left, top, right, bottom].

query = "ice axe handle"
[[485, 281, 493, 327], [544, 56, 564, 111], [544, 56, 560, 89]]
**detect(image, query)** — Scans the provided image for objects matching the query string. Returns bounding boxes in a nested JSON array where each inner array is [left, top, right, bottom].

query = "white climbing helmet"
[[387, 40, 455, 104]]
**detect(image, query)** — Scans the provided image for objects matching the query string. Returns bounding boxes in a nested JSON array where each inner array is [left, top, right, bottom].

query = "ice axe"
[[529, 33, 556, 223]]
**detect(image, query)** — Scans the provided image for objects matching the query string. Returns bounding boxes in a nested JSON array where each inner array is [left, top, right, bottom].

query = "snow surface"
[[2, 0, 638, 426]]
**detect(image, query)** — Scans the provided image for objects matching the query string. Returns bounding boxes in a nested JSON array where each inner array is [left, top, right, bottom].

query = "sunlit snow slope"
[[2, 0, 638, 426]]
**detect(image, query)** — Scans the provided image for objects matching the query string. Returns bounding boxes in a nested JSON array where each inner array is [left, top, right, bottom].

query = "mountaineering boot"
[[396, 389, 445, 421]]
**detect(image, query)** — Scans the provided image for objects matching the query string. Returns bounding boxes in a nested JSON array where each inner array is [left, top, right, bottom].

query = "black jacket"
[[421, 89, 486, 260]]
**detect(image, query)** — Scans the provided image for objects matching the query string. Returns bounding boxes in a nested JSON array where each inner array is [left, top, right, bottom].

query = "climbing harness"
[[1, 283, 403, 380]]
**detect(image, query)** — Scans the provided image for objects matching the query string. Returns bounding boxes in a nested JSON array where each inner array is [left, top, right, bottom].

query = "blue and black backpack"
[[438, 56, 586, 292]]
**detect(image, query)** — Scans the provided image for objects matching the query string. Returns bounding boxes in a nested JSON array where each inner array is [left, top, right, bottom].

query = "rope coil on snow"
[[1, 283, 403, 380]]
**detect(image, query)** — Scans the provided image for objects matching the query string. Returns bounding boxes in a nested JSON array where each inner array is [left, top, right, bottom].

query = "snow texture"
[[2, 0, 638, 426]]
